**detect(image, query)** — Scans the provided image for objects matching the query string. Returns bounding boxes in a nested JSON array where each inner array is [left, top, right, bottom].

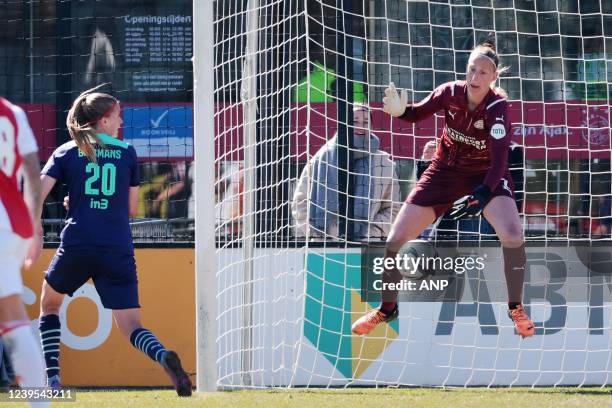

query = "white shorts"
[[0, 230, 30, 298]]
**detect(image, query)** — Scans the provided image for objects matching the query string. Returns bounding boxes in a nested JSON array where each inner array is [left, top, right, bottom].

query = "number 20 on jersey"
[[85, 162, 117, 210]]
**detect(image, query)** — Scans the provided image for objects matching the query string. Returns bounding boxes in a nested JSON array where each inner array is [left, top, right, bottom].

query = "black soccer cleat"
[[161, 350, 192, 397]]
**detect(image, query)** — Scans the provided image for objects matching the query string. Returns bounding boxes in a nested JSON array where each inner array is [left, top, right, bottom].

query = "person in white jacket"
[[292, 104, 401, 240]]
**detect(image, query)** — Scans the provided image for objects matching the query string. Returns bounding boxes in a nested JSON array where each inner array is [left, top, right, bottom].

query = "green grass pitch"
[[13, 387, 611, 407]]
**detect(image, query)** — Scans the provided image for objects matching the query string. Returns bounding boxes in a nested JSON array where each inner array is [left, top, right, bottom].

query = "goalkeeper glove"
[[383, 82, 408, 117], [450, 184, 491, 220]]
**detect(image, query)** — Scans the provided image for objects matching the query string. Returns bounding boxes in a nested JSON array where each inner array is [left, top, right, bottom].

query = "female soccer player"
[[352, 37, 535, 338], [0, 97, 48, 407], [36, 85, 192, 396]]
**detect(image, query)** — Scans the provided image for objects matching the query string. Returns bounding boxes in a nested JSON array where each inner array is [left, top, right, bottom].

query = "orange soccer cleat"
[[508, 305, 535, 338], [351, 306, 398, 335]]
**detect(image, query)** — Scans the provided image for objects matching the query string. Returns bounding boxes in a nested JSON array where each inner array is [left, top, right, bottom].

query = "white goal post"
[[193, 0, 218, 392]]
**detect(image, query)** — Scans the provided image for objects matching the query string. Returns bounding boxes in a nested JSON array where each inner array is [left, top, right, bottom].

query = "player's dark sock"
[[380, 303, 398, 316], [503, 244, 526, 308], [380, 248, 401, 315], [39, 314, 61, 380], [130, 327, 168, 363]]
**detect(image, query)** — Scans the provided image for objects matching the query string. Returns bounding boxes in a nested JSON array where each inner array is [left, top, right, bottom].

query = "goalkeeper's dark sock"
[[380, 248, 401, 315], [380, 303, 397, 316], [39, 314, 61, 380], [130, 328, 168, 364], [503, 244, 526, 309]]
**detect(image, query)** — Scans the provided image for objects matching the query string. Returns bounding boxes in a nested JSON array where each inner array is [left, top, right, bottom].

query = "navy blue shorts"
[[45, 247, 140, 310]]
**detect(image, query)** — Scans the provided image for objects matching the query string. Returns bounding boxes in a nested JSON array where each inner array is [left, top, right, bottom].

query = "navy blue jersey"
[[42, 133, 139, 252]]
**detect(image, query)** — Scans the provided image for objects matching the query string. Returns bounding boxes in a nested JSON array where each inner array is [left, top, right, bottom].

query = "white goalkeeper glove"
[[382, 82, 408, 118]]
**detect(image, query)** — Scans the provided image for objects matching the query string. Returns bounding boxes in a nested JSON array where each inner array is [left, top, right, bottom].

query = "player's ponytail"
[[469, 33, 510, 98], [481, 32, 497, 52], [66, 83, 118, 163]]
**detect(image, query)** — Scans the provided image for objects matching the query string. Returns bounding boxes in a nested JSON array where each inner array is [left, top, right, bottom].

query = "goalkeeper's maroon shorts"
[[406, 162, 515, 218]]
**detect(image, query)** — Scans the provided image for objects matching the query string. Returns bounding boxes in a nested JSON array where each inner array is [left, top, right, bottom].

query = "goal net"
[[201, 0, 612, 388]]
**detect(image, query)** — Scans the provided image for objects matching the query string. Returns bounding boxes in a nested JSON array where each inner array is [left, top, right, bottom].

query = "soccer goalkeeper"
[[352, 35, 535, 339]]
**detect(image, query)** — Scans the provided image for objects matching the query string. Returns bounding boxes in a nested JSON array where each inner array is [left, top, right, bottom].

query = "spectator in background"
[[593, 195, 612, 238], [136, 162, 166, 218], [416, 140, 437, 179], [187, 162, 195, 219], [215, 162, 244, 236], [151, 161, 192, 219], [416, 140, 441, 239], [292, 104, 401, 240]]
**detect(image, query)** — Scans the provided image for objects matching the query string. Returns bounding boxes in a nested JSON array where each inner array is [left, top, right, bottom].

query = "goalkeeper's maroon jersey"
[[399, 80, 511, 191]]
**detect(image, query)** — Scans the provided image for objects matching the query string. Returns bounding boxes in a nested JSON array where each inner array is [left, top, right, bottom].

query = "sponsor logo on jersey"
[[490, 123, 506, 139], [501, 177, 512, 193], [473, 119, 484, 129], [446, 126, 487, 150]]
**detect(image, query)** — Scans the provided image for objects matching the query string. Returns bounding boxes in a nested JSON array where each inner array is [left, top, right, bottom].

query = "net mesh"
[[210, 0, 612, 387]]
